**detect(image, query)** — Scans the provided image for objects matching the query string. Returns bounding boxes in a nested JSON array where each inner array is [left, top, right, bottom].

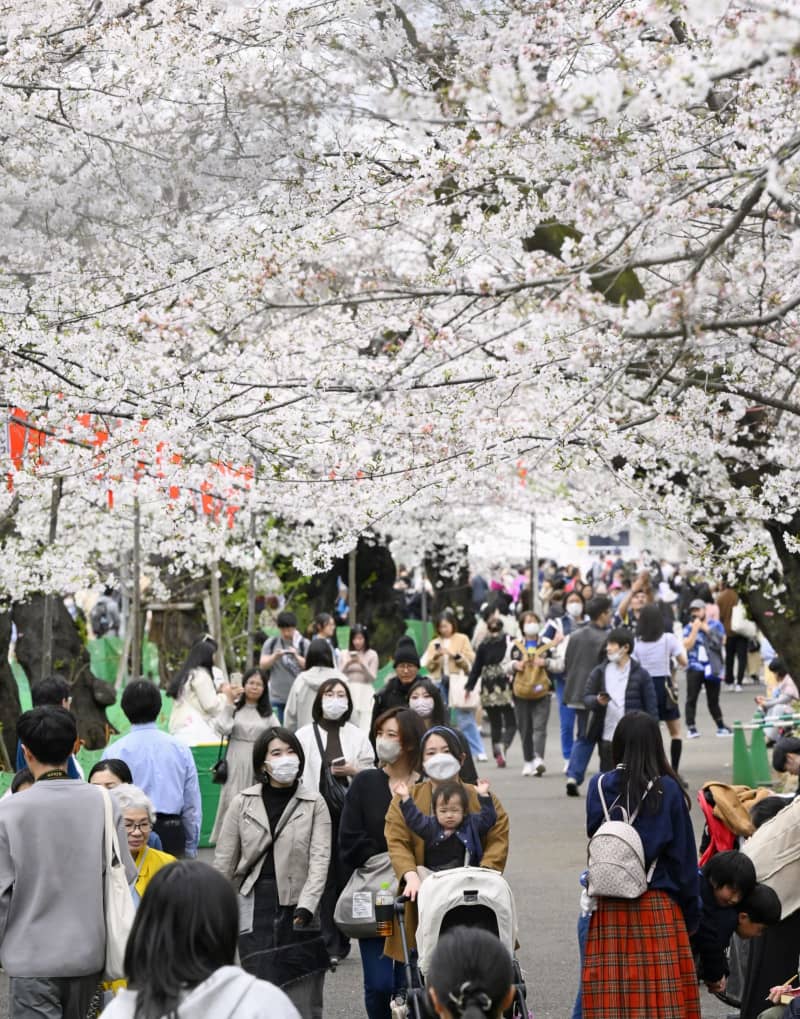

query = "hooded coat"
[[283, 666, 351, 733], [99, 965, 300, 1019]]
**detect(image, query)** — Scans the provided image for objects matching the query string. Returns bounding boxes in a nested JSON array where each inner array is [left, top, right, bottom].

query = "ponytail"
[[426, 927, 513, 1019]]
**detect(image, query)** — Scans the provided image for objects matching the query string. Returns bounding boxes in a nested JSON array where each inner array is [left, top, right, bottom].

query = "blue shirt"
[[683, 619, 725, 676], [102, 724, 202, 857]]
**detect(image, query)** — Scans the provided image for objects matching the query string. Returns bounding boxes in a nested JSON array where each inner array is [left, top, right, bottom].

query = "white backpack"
[[587, 774, 657, 899]]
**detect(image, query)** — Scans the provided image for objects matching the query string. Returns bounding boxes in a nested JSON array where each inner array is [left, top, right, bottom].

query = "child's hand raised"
[[393, 781, 410, 800], [476, 779, 490, 795]]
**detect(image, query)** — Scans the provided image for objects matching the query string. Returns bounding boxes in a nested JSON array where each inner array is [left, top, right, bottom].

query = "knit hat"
[[393, 635, 420, 667]]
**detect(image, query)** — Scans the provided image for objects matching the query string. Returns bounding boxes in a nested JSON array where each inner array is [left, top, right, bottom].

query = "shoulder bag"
[[99, 786, 137, 981], [313, 724, 347, 822], [211, 733, 229, 784], [333, 851, 396, 938]]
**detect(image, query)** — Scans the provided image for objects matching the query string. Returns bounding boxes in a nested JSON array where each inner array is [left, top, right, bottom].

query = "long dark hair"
[[611, 712, 690, 811], [348, 623, 370, 651], [635, 604, 667, 643], [407, 677, 448, 726], [426, 927, 513, 1019], [167, 636, 217, 699], [305, 637, 334, 669], [233, 667, 272, 717], [126, 861, 238, 1019]]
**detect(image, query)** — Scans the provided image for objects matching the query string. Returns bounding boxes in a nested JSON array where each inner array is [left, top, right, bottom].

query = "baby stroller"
[[394, 867, 528, 1019]]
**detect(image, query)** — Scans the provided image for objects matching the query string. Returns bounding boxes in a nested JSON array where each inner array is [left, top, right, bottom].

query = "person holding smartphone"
[[295, 679, 375, 962]]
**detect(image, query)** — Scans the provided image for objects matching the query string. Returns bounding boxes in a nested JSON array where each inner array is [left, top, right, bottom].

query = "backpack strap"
[[597, 773, 613, 823], [628, 779, 659, 882]]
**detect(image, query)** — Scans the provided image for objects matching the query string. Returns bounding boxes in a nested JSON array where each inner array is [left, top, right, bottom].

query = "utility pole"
[[41, 477, 63, 680], [130, 496, 141, 680], [348, 547, 357, 626]]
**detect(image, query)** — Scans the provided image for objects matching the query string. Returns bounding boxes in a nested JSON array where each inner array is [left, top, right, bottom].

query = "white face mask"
[[424, 752, 460, 782], [607, 650, 623, 664], [567, 602, 583, 618], [376, 737, 402, 764], [322, 696, 348, 721], [523, 623, 540, 637], [410, 696, 435, 717], [267, 756, 300, 785]]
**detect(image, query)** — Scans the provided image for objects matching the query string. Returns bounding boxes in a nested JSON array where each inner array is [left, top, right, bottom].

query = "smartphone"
[[331, 756, 346, 768], [281, 648, 295, 655]]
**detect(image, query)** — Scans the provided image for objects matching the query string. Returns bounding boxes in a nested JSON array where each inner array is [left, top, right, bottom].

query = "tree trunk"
[[13, 596, 114, 750], [0, 613, 22, 765]]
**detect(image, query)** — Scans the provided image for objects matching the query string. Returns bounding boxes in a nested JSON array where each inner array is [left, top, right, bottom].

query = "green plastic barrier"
[[336, 625, 351, 654], [88, 637, 160, 685], [191, 743, 222, 848], [404, 620, 434, 655], [11, 661, 31, 711], [732, 723, 773, 787]]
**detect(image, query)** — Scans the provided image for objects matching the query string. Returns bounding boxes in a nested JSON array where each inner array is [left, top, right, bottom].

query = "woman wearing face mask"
[[284, 638, 352, 734], [406, 678, 479, 784], [540, 592, 585, 772], [296, 680, 376, 960], [510, 611, 552, 776], [338, 708, 425, 1019], [211, 668, 279, 843], [466, 610, 515, 768], [213, 727, 331, 1019], [384, 727, 509, 967], [421, 611, 482, 760]]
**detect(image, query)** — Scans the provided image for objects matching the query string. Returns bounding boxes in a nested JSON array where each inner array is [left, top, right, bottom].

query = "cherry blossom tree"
[[2, 0, 800, 664]]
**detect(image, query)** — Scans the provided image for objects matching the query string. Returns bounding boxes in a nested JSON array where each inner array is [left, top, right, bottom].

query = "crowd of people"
[[0, 549, 799, 1019]]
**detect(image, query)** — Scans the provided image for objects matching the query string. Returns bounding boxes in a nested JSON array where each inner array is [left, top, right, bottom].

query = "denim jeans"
[[358, 937, 407, 1019], [571, 911, 591, 1019], [555, 675, 576, 761], [453, 709, 485, 757], [566, 711, 597, 786], [272, 702, 285, 724]]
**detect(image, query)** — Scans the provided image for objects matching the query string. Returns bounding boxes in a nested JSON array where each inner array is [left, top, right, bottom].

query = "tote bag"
[[333, 852, 396, 938], [99, 786, 136, 981]]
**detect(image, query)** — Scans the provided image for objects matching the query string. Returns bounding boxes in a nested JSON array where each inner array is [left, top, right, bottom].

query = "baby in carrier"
[[395, 779, 497, 870]]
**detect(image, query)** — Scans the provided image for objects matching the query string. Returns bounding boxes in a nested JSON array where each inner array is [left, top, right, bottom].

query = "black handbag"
[[312, 724, 347, 822], [211, 735, 229, 784]]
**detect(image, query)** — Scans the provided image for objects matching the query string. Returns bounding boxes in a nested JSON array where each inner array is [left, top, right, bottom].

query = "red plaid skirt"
[[582, 890, 701, 1019]]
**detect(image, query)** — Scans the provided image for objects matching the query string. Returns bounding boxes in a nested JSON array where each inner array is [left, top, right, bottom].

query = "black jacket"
[[583, 658, 658, 742]]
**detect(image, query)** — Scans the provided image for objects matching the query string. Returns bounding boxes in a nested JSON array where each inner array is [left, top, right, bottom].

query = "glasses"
[[124, 820, 152, 833]]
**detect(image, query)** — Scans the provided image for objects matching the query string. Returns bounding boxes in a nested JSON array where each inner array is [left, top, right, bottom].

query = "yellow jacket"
[[383, 780, 509, 961]]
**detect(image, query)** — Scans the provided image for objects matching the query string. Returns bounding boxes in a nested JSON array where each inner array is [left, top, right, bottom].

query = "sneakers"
[[494, 751, 507, 768], [476, 753, 488, 762], [522, 761, 534, 777], [687, 727, 701, 739], [716, 726, 733, 737], [733, 683, 743, 693], [566, 778, 579, 797], [533, 756, 546, 776]]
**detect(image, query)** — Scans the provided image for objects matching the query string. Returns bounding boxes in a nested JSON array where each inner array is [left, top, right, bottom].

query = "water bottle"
[[375, 883, 394, 937]]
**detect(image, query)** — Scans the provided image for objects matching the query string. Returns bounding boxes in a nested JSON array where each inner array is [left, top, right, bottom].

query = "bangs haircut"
[[312, 678, 354, 724]]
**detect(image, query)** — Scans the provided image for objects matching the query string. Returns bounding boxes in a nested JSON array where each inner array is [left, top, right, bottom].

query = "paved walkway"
[[325, 679, 761, 1019]]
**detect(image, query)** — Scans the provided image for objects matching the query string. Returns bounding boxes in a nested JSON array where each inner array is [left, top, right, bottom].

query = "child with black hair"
[[394, 778, 496, 869], [691, 850, 757, 994]]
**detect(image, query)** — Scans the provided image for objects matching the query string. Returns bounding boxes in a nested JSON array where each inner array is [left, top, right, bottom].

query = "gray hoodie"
[[100, 966, 300, 1019]]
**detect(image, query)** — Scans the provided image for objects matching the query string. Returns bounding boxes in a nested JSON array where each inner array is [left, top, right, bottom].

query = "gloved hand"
[[293, 907, 313, 929]]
